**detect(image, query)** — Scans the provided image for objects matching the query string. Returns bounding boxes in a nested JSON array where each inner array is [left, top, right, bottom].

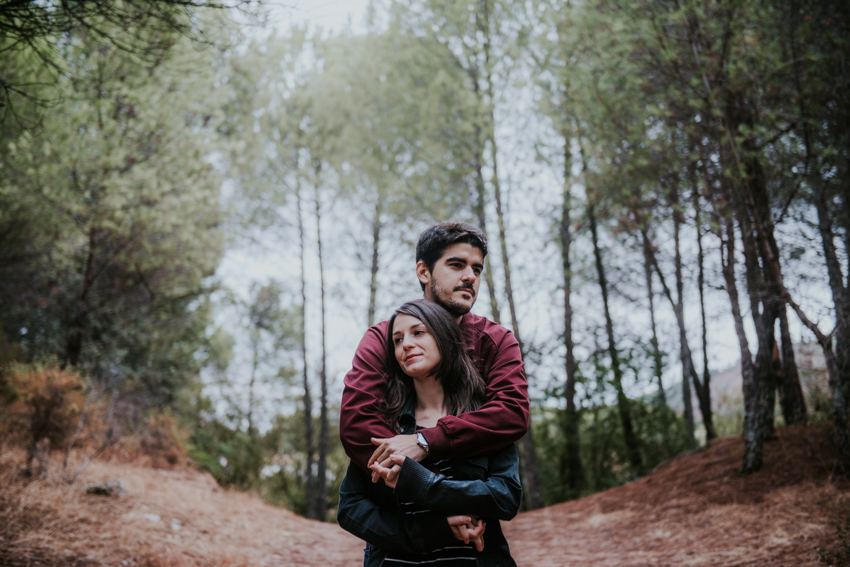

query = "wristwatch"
[[416, 432, 429, 454]]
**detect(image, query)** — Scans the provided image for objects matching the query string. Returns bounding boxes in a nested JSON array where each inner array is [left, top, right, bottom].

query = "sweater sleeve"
[[337, 462, 459, 554], [393, 445, 523, 521], [339, 324, 396, 471], [422, 330, 529, 460]]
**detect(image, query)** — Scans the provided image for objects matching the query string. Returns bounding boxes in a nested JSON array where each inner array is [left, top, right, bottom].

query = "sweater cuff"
[[420, 423, 451, 460], [394, 457, 435, 504]]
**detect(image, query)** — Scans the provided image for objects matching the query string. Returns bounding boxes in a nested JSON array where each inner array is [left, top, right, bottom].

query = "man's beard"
[[429, 277, 475, 317]]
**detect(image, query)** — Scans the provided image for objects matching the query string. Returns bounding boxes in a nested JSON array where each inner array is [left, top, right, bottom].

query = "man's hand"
[[447, 515, 486, 552], [368, 435, 426, 483]]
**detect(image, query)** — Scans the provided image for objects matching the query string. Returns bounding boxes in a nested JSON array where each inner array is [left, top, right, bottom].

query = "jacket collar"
[[398, 394, 417, 435]]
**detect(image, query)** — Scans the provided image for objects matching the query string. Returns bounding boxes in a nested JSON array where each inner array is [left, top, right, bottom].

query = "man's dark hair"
[[415, 222, 488, 291]]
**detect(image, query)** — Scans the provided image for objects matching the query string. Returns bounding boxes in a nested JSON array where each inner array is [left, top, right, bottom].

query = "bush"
[[0, 362, 85, 477], [535, 398, 691, 504]]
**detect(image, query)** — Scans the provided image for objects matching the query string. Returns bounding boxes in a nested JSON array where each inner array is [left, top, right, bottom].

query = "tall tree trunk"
[[588, 200, 643, 476], [314, 185, 329, 520], [737, 205, 778, 446], [812, 181, 850, 469], [247, 332, 258, 435], [471, 82, 501, 324], [641, 228, 715, 442], [65, 227, 99, 367], [693, 182, 712, 428], [719, 217, 762, 472], [367, 200, 382, 328], [777, 305, 807, 425], [560, 133, 583, 498], [479, 0, 542, 508], [670, 188, 697, 446], [641, 232, 666, 406], [295, 181, 316, 520]]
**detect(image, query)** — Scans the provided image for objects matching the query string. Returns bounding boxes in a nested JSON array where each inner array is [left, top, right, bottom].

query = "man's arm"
[[420, 330, 528, 461], [342, 322, 529, 468], [339, 323, 396, 470]]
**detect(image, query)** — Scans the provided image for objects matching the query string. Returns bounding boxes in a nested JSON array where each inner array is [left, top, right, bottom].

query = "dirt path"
[[1, 425, 847, 566]]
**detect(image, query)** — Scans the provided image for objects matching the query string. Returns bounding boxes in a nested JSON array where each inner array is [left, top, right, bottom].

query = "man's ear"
[[416, 261, 431, 287]]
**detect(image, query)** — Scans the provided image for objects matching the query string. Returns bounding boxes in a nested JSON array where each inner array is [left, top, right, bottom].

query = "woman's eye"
[[414, 330, 425, 336]]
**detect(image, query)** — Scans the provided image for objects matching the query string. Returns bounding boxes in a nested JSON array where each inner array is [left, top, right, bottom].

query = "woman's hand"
[[369, 436, 426, 484], [447, 515, 486, 552], [369, 454, 406, 489]]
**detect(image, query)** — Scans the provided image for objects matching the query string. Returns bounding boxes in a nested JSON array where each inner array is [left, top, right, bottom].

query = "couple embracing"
[[338, 222, 529, 566]]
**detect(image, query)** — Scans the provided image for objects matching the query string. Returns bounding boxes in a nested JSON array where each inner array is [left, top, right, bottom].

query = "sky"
[[210, 0, 830, 434]]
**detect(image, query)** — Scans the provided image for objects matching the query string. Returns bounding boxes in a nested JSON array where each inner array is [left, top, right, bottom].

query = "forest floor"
[[1, 423, 848, 567]]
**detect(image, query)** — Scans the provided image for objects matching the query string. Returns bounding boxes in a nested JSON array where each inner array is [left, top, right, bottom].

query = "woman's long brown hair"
[[375, 299, 486, 432]]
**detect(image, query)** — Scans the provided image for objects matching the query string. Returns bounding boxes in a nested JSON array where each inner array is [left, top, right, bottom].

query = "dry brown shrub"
[[104, 413, 190, 468], [0, 362, 86, 477]]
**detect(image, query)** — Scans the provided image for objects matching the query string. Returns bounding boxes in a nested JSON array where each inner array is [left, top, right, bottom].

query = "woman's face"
[[392, 313, 441, 380]]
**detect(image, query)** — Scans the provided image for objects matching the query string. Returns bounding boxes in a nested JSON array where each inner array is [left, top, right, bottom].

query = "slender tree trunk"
[[693, 182, 712, 428], [719, 217, 762, 472], [778, 305, 807, 425], [641, 232, 666, 406], [588, 200, 643, 476], [247, 331, 258, 435], [812, 181, 850, 469], [66, 227, 99, 367], [367, 200, 382, 328], [737, 205, 778, 446], [471, 81, 501, 324], [295, 181, 316, 520], [671, 188, 697, 446], [314, 185, 329, 520], [560, 134, 583, 498], [641, 228, 715, 441], [479, 0, 542, 508]]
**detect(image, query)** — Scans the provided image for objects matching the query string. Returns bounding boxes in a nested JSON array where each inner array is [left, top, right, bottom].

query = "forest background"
[[0, 0, 848, 523]]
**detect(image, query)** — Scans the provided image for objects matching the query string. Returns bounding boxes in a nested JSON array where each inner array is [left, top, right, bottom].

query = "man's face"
[[417, 243, 484, 318]]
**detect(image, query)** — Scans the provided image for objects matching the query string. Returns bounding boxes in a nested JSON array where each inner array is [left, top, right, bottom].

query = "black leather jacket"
[[337, 397, 522, 567]]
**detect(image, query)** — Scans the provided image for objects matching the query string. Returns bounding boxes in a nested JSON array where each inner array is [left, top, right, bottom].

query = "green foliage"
[[189, 418, 265, 490], [536, 399, 690, 505], [0, 27, 227, 410]]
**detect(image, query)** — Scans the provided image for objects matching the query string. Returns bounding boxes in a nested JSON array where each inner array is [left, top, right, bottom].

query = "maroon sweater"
[[339, 312, 530, 471]]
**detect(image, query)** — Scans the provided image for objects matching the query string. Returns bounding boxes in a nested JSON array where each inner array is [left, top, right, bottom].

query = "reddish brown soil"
[[505, 424, 849, 566], [1, 424, 847, 566]]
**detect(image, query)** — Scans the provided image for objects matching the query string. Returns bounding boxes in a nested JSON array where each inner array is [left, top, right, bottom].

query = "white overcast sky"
[[211, 0, 829, 434]]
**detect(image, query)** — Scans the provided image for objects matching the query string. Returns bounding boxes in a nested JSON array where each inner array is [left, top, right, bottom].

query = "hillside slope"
[[1, 424, 847, 566]]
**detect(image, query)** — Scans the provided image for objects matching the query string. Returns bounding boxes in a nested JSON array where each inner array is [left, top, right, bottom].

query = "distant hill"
[[666, 341, 830, 437]]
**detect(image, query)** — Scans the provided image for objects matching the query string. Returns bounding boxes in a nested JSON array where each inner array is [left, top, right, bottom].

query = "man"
[[339, 222, 529, 484]]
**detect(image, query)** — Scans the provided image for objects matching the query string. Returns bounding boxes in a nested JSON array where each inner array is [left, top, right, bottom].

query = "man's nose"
[[460, 266, 476, 281]]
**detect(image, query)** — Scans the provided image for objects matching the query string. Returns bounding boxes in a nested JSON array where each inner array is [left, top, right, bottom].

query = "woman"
[[337, 299, 522, 567]]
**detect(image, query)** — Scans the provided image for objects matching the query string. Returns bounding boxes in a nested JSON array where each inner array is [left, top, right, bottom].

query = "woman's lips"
[[405, 353, 420, 363]]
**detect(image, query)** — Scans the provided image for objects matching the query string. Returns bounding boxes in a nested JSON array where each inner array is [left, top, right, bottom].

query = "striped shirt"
[[383, 458, 478, 566]]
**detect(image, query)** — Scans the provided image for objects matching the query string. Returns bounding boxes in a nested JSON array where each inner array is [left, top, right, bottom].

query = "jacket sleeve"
[[337, 462, 460, 554], [393, 444, 523, 521], [424, 330, 529, 461], [339, 324, 397, 471]]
